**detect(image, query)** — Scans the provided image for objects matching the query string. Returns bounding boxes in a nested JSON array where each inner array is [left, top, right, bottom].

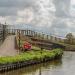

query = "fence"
[[0, 24, 8, 44]]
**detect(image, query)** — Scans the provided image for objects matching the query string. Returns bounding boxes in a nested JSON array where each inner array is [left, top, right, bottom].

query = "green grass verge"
[[0, 48, 63, 64]]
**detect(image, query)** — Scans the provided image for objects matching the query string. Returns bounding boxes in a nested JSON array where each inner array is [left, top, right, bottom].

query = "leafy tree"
[[65, 33, 74, 44]]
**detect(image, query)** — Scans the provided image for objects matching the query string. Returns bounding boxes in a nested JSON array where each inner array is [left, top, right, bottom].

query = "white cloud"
[[0, 16, 6, 24], [31, 0, 55, 29], [70, 0, 75, 16], [16, 8, 34, 24], [71, 0, 75, 5], [66, 20, 75, 28]]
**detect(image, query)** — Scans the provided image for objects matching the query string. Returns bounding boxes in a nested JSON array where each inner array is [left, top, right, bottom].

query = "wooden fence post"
[[17, 30, 21, 51]]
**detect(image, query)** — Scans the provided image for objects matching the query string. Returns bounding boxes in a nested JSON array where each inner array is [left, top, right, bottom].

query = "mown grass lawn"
[[0, 48, 63, 64]]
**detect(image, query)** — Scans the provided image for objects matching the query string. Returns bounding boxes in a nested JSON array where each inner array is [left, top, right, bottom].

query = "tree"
[[65, 33, 74, 44]]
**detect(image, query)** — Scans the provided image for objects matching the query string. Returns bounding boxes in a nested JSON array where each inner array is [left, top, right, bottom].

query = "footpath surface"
[[0, 35, 18, 56]]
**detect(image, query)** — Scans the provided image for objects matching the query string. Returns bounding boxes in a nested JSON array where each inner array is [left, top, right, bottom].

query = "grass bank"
[[0, 48, 63, 64]]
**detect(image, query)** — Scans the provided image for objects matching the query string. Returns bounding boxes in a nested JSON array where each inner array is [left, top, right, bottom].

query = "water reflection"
[[1, 51, 75, 75], [0, 60, 62, 75]]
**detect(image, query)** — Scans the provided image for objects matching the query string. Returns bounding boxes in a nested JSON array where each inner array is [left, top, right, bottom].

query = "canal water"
[[1, 51, 75, 75]]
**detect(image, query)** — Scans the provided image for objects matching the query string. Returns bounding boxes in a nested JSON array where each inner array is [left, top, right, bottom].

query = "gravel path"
[[0, 35, 18, 56]]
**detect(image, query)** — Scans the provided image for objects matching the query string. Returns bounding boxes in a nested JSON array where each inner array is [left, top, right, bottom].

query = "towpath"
[[0, 35, 18, 56]]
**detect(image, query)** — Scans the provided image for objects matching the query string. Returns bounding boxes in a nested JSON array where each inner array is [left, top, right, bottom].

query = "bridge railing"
[[15, 29, 65, 43], [3, 27, 64, 45], [0, 23, 65, 45], [15, 29, 65, 49]]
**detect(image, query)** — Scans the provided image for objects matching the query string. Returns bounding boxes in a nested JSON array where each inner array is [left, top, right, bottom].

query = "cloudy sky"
[[0, 0, 75, 37]]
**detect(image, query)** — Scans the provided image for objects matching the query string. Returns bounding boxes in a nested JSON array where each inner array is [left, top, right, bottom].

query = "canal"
[[0, 51, 75, 75]]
